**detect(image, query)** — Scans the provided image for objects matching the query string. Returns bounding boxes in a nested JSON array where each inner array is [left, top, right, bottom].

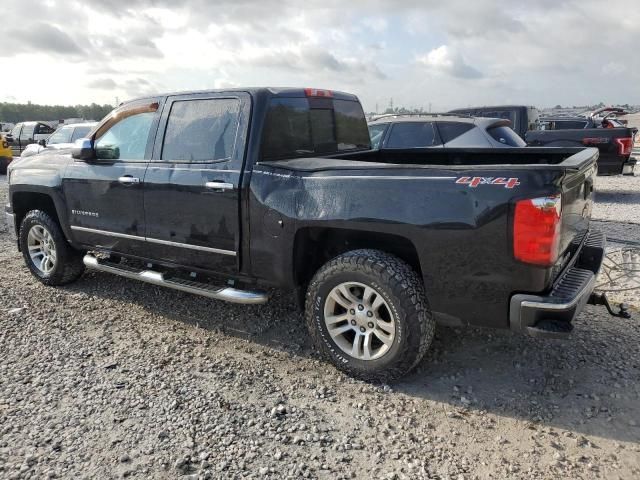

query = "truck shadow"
[[594, 189, 640, 205], [67, 271, 640, 443]]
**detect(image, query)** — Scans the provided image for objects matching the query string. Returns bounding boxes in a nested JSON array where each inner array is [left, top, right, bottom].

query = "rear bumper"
[[509, 230, 605, 338], [622, 157, 636, 175]]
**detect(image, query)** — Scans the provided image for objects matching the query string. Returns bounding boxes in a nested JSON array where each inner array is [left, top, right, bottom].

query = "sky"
[[3, 0, 640, 112]]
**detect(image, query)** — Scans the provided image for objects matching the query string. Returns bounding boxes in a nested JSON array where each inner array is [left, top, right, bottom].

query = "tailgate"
[[554, 154, 598, 274]]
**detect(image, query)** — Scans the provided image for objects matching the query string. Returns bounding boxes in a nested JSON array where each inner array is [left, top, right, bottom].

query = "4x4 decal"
[[456, 177, 521, 189]]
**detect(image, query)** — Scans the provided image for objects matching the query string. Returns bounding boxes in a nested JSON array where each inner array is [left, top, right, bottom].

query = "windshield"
[[261, 97, 370, 160]]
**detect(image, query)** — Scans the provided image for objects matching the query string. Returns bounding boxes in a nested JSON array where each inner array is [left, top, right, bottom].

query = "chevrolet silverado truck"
[[5, 88, 626, 381]]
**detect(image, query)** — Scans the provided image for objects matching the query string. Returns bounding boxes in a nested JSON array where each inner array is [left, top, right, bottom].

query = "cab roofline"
[[120, 87, 359, 107]]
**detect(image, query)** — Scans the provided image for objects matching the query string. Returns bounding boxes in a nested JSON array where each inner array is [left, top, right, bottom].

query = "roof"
[[368, 114, 511, 128], [123, 87, 359, 106], [55, 122, 98, 128]]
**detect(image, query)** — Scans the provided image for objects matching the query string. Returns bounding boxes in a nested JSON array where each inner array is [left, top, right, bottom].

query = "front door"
[[63, 99, 162, 256], [143, 92, 250, 274]]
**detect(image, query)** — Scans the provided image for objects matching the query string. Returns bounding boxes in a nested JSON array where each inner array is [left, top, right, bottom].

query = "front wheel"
[[19, 210, 85, 286], [305, 249, 435, 382]]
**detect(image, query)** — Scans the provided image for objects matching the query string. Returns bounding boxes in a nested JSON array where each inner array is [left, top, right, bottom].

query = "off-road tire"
[[305, 249, 435, 382], [19, 210, 85, 286]]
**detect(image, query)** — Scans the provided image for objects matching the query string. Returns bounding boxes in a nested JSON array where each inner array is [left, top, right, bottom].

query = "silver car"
[[368, 113, 526, 150], [20, 122, 97, 159]]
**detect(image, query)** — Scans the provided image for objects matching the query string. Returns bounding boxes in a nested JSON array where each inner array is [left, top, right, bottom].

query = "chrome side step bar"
[[83, 254, 269, 305]]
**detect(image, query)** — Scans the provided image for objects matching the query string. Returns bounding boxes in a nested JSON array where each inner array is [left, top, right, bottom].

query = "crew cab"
[[5, 87, 620, 381], [6, 121, 56, 157]]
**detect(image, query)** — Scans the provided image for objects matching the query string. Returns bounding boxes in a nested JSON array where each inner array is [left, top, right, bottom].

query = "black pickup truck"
[[6, 87, 622, 381], [528, 108, 637, 175]]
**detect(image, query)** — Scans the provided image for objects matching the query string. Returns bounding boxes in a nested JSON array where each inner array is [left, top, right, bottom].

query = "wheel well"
[[293, 228, 423, 287], [12, 192, 60, 230]]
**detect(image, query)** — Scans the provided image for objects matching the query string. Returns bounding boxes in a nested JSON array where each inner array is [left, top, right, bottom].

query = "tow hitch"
[[588, 292, 631, 319]]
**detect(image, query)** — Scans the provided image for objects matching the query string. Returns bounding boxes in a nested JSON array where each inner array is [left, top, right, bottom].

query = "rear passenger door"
[[143, 92, 251, 274]]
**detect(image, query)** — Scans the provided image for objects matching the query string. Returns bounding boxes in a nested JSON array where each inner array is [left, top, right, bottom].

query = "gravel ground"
[[1, 174, 639, 479]]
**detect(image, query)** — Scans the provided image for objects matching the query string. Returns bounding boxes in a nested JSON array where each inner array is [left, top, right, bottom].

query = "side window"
[[20, 125, 35, 140], [368, 124, 387, 149], [161, 98, 240, 162], [488, 126, 526, 147], [95, 112, 155, 160], [386, 122, 439, 148], [47, 126, 73, 144], [71, 126, 92, 142], [35, 123, 55, 135], [437, 122, 474, 144]]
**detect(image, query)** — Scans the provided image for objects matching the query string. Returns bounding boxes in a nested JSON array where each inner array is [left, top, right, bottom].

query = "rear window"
[[488, 125, 526, 147], [261, 97, 370, 160], [437, 122, 474, 144], [386, 122, 439, 148], [368, 124, 387, 149]]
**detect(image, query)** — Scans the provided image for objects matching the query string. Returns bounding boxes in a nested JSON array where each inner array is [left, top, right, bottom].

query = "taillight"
[[304, 88, 333, 98], [513, 194, 562, 266], [615, 137, 633, 156]]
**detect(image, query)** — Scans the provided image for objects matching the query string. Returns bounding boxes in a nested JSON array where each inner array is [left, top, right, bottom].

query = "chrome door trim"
[[145, 236, 236, 256], [70, 226, 142, 241], [70, 225, 236, 256]]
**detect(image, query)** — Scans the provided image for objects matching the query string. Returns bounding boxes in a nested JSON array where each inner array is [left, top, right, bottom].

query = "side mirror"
[[71, 138, 95, 160], [39, 139, 46, 147]]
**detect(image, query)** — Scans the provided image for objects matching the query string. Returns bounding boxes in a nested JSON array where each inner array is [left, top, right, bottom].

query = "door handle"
[[205, 181, 234, 191], [118, 176, 140, 185]]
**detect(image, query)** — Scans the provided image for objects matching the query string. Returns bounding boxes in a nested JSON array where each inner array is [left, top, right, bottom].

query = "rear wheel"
[[305, 249, 434, 382], [19, 210, 85, 286]]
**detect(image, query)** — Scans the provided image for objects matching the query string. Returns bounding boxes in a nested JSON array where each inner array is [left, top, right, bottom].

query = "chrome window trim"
[[70, 225, 236, 256]]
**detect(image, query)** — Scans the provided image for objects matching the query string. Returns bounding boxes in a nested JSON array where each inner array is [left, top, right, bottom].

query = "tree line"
[[0, 102, 114, 123]]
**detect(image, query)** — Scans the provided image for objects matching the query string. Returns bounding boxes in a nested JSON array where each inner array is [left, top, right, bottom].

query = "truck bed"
[[260, 146, 598, 171]]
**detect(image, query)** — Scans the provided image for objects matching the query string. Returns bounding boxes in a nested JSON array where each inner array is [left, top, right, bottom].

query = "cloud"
[[3, 23, 85, 57], [3, 0, 640, 109], [416, 45, 483, 79], [88, 79, 118, 90]]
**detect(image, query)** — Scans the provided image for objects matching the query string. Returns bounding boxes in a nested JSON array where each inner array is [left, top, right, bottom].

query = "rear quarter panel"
[[249, 163, 569, 329]]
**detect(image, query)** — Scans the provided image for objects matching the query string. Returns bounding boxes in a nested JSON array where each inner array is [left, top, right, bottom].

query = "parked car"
[[451, 105, 637, 175], [6, 122, 56, 157], [539, 107, 630, 130], [20, 122, 97, 159], [368, 114, 526, 150], [6, 87, 621, 381], [1, 122, 15, 133], [0, 133, 11, 174], [448, 105, 540, 139]]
